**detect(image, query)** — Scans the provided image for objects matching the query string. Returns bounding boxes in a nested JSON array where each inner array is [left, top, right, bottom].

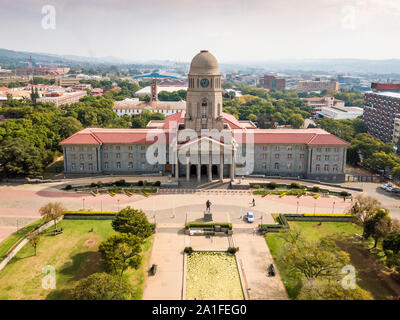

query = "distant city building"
[[302, 96, 345, 115], [56, 77, 81, 87], [37, 90, 87, 107], [135, 84, 187, 97], [113, 98, 186, 117], [296, 80, 339, 93], [258, 75, 286, 90], [371, 82, 400, 92], [363, 91, 400, 143], [0, 66, 12, 74], [317, 106, 363, 120], [14, 67, 70, 76]]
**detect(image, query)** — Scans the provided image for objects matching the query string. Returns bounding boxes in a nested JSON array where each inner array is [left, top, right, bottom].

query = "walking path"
[[234, 233, 288, 300], [142, 231, 185, 300]]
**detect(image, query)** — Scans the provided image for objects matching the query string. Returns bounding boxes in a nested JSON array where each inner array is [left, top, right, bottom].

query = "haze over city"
[[1, 0, 400, 62]]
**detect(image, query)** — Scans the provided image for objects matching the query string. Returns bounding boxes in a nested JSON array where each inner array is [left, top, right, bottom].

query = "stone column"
[[63, 147, 67, 172], [208, 153, 212, 182], [175, 154, 179, 182], [230, 149, 235, 181], [219, 153, 224, 182], [97, 147, 101, 172], [197, 163, 201, 182], [186, 158, 190, 181]]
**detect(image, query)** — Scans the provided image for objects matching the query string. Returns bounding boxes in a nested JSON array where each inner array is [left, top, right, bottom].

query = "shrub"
[[138, 180, 143, 186], [184, 247, 194, 255], [153, 181, 161, 187], [90, 182, 97, 188], [251, 184, 261, 189], [185, 222, 232, 230], [97, 181, 103, 188], [64, 184, 72, 190], [115, 179, 126, 187], [340, 191, 350, 197], [267, 182, 277, 189], [227, 247, 239, 254], [311, 186, 320, 192], [289, 182, 302, 189]]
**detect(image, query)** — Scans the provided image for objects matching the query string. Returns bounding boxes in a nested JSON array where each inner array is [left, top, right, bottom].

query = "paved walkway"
[[142, 231, 185, 300], [234, 233, 288, 300]]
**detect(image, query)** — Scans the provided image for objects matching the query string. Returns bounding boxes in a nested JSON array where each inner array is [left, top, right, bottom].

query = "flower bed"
[[186, 252, 244, 300]]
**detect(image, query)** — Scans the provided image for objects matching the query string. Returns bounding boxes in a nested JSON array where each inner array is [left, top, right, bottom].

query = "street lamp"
[[332, 201, 336, 214], [313, 202, 316, 215], [296, 201, 299, 214], [100, 199, 103, 212], [82, 198, 85, 210], [117, 199, 120, 211]]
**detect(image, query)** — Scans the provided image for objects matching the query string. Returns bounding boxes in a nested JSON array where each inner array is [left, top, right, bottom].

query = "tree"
[[0, 137, 44, 177], [98, 233, 143, 276], [298, 279, 373, 300], [277, 230, 349, 280], [71, 273, 135, 300], [350, 195, 382, 225], [39, 202, 65, 229], [363, 209, 392, 248], [289, 113, 304, 129], [382, 230, 400, 254], [58, 116, 83, 139], [29, 234, 40, 256], [112, 206, 152, 239]]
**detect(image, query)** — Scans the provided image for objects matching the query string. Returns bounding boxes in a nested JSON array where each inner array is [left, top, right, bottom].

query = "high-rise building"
[[258, 75, 286, 90], [363, 91, 400, 143]]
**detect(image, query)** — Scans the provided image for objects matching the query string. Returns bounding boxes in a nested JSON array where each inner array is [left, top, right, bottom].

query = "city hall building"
[[60, 50, 349, 182]]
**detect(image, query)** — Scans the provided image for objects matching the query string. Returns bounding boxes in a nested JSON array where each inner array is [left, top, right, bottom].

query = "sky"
[[0, 0, 400, 63]]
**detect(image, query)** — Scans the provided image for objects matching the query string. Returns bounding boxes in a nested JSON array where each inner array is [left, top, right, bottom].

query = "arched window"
[[201, 99, 207, 119]]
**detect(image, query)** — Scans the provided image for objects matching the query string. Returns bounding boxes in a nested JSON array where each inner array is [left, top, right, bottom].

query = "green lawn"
[[0, 219, 44, 261], [265, 221, 398, 300], [0, 220, 153, 300]]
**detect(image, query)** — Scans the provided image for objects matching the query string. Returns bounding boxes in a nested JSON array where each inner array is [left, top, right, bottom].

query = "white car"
[[246, 211, 255, 223], [381, 184, 392, 191]]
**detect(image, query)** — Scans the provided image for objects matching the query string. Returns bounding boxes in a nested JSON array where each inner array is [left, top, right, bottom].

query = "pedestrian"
[[252, 198, 255, 207]]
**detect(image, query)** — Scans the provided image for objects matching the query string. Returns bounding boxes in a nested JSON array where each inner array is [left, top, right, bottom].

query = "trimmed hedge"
[[185, 222, 232, 230], [259, 213, 355, 234]]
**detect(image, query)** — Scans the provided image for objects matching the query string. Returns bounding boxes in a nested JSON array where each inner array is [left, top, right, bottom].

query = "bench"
[[150, 264, 157, 275]]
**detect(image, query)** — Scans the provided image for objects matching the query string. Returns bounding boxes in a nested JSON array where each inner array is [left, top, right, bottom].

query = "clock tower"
[[185, 50, 224, 133]]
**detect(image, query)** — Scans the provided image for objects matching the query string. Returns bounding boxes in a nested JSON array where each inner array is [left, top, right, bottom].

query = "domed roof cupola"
[[189, 50, 219, 75]]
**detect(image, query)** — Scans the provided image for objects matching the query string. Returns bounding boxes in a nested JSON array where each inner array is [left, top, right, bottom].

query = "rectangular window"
[[334, 148, 339, 153], [275, 146, 280, 151], [333, 164, 338, 172], [128, 162, 133, 169], [129, 146, 133, 150], [263, 153, 268, 160], [287, 163, 292, 170], [324, 164, 329, 172], [88, 163, 93, 171], [325, 155, 330, 161], [104, 162, 109, 169], [325, 148, 330, 152], [116, 162, 121, 169], [129, 153, 133, 159], [116, 146, 120, 150], [71, 163, 76, 170], [275, 154, 280, 159], [104, 153, 108, 159], [141, 146, 145, 150], [140, 153, 145, 159], [300, 154, 304, 159], [288, 154, 292, 159], [316, 155, 321, 161], [317, 148, 322, 152], [287, 146, 292, 151], [316, 164, 321, 172], [79, 154, 84, 160], [71, 154, 76, 160], [274, 163, 279, 170], [116, 153, 121, 159], [263, 146, 268, 151], [262, 163, 267, 169], [88, 154, 92, 160], [79, 163, 84, 171]]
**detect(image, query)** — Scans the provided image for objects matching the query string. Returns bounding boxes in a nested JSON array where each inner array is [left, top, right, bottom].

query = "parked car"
[[246, 211, 254, 223]]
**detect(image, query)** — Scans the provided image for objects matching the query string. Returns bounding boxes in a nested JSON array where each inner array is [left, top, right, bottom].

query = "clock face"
[[200, 78, 209, 88]]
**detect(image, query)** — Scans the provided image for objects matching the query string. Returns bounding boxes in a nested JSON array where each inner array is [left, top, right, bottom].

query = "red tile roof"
[[60, 116, 349, 147]]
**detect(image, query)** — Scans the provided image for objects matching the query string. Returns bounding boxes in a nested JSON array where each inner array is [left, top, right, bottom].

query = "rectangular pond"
[[186, 251, 244, 300]]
